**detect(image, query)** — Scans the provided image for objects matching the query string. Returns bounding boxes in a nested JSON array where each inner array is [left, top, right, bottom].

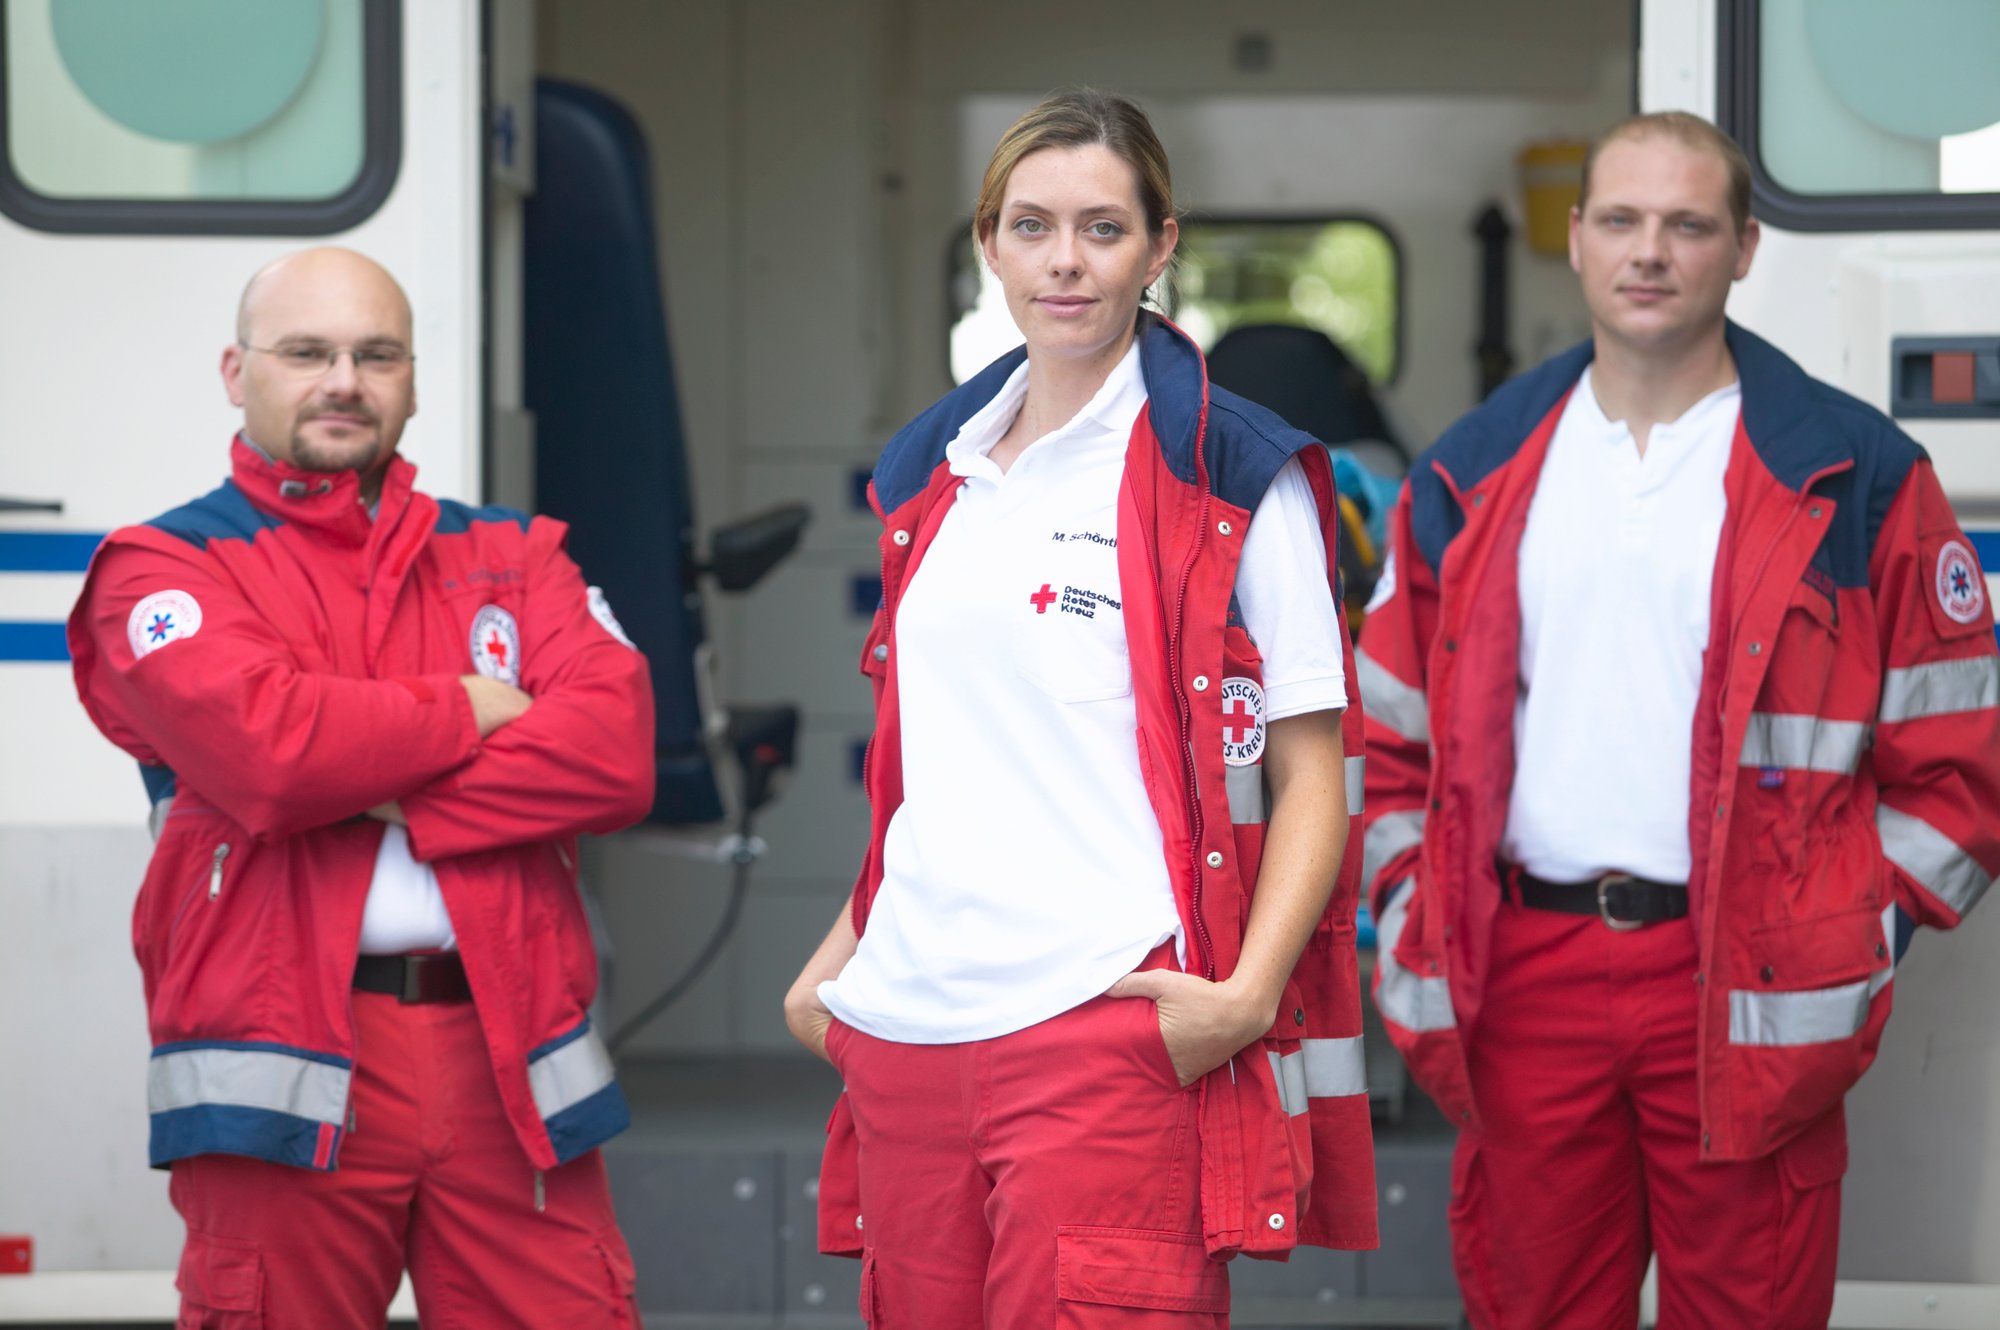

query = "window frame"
[[0, 0, 402, 236], [1716, 0, 2000, 233], [944, 211, 1406, 387]]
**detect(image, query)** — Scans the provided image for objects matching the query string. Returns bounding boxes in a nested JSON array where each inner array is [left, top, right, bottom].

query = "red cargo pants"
[[1450, 901, 1843, 1330], [168, 990, 638, 1328], [827, 978, 1228, 1328]]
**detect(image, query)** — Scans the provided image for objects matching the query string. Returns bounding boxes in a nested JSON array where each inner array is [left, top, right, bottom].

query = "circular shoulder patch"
[[1936, 540, 1986, 626], [1220, 676, 1267, 767], [587, 585, 636, 648], [469, 604, 523, 684], [126, 590, 203, 658]]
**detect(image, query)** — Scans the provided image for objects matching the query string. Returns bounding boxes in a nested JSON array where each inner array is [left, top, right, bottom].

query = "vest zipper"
[[208, 843, 231, 900], [1171, 491, 1217, 979]]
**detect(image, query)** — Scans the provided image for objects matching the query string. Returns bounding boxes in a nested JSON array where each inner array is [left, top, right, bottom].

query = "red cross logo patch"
[[1220, 676, 1267, 767], [469, 604, 523, 684]]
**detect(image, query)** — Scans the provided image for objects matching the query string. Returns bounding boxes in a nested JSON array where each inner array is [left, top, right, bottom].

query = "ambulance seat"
[[525, 79, 802, 829]]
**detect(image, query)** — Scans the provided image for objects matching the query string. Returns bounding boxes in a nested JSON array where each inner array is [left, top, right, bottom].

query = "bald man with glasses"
[[70, 247, 657, 1327]]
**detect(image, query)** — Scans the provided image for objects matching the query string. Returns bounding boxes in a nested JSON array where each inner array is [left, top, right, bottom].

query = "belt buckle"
[[1597, 873, 1644, 932]]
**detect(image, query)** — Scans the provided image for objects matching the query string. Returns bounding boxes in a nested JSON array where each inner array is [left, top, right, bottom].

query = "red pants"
[[1451, 904, 1843, 1330], [169, 991, 638, 1329], [828, 985, 1227, 1328]]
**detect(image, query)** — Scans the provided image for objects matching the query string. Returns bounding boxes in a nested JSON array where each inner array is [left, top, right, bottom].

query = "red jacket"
[[69, 438, 655, 1172], [1360, 326, 2000, 1162], [818, 315, 1379, 1261]]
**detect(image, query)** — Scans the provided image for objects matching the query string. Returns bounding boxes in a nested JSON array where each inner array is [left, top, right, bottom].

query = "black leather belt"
[[353, 952, 471, 1003], [1503, 864, 1688, 932]]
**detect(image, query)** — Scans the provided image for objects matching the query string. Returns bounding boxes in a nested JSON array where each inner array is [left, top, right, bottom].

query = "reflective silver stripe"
[[1879, 657, 2000, 723], [1362, 809, 1426, 891], [528, 1026, 616, 1121], [1301, 1035, 1367, 1099], [1357, 649, 1427, 744], [1879, 804, 1995, 917], [148, 1046, 349, 1124], [1738, 713, 1869, 774], [1225, 763, 1266, 824], [1728, 966, 1890, 1047], [1373, 881, 1456, 1033], [1267, 1049, 1309, 1117], [1345, 755, 1365, 818]]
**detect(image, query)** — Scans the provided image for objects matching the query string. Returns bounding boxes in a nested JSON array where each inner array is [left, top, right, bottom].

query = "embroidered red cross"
[[486, 630, 509, 668], [1029, 584, 1057, 614]]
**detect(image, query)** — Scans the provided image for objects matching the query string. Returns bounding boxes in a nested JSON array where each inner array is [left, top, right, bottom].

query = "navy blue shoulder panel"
[[145, 480, 285, 550], [1729, 324, 1922, 588], [1205, 385, 1321, 513], [874, 346, 1028, 513], [1135, 314, 1207, 489], [1408, 340, 1593, 573], [434, 499, 532, 534]]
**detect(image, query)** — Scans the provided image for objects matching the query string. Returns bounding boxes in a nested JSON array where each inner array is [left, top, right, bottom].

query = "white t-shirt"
[[358, 825, 457, 954], [820, 342, 1347, 1044], [1501, 367, 1738, 883]]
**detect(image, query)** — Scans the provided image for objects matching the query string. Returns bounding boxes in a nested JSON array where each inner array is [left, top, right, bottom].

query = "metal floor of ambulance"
[[608, 1056, 1469, 1329]]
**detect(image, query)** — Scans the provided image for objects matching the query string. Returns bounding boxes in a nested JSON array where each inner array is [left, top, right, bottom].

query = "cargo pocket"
[[174, 1231, 263, 1329], [596, 1225, 640, 1327], [1054, 1226, 1228, 1327]]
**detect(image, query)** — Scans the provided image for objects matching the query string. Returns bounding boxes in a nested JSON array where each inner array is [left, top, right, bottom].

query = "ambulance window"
[[0, 0, 399, 234], [1727, 0, 2000, 229], [948, 217, 1401, 386]]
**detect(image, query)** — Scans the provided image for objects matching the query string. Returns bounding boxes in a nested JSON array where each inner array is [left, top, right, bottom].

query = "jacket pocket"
[[1056, 1226, 1228, 1322], [174, 1230, 263, 1329], [1739, 903, 1888, 997]]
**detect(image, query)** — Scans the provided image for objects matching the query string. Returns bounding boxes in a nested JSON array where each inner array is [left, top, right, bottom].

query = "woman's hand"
[[1107, 969, 1274, 1087], [785, 900, 860, 1063], [784, 978, 837, 1063]]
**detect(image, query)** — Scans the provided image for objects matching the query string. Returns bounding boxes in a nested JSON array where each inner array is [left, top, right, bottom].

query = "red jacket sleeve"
[[1867, 460, 2000, 930], [399, 519, 656, 859], [1357, 482, 1439, 916], [69, 534, 482, 839]]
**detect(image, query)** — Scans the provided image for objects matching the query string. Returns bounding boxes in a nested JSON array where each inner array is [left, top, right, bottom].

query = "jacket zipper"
[[207, 843, 231, 900]]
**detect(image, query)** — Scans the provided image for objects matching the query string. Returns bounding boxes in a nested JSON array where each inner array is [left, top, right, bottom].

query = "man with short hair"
[[69, 247, 656, 1327], [1360, 113, 2000, 1327]]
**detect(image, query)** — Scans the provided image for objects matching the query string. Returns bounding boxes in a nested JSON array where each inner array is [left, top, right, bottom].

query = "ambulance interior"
[[3, 1, 1999, 1326]]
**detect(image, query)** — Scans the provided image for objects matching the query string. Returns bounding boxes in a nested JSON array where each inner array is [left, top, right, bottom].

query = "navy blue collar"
[[874, 314, 1209, 513], [1437, 321, 1861, 497]]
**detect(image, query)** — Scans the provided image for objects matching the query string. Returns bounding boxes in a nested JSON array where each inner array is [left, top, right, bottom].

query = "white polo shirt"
[[820, 342, 1347, 1044], [1500, 367, 1738, 883]]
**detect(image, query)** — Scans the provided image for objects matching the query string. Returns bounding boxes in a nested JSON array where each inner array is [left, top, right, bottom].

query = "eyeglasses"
[[240, 341, 415, 375]]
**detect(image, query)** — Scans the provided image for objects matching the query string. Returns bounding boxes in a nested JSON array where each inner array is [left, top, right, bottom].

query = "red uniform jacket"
[[69, 439, 656, 1172], [818, 315, 1380, 1261], [1360, 326, 2000, 1163]]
